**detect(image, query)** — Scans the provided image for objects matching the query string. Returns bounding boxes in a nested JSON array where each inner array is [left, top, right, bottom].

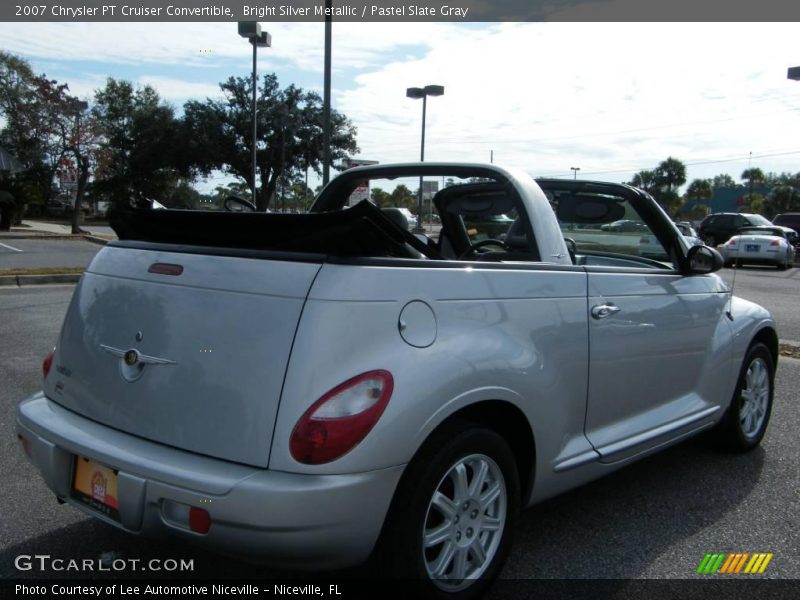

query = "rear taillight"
[[639, 236, 649, 244], [42, 349, 55, 379], [289, 370, 394, 465], [770, 240, 780, 247], [728, 239, 737, 246]]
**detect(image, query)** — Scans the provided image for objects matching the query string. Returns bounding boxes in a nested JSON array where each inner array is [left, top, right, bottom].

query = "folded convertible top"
[[109, 200, 419, 258]]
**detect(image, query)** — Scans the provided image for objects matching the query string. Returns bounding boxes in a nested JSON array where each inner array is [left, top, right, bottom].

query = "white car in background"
[[722, 226, 796, 270], [639, 221, 703, 260], [397, 207, 419, 230]]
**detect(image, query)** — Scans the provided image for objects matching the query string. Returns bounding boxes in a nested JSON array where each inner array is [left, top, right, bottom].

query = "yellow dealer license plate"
[[71, 456, 121, 522]]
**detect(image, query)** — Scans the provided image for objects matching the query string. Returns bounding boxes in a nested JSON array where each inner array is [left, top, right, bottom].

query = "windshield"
[[747, 214, 772, 226]]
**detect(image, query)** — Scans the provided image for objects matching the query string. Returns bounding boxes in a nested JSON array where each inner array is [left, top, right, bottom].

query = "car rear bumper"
[[16, 392, 404, 569], [723, 250, 787, 265]]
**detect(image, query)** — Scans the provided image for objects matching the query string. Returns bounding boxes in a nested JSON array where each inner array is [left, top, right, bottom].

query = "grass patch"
[[0, 267, 84, 276]]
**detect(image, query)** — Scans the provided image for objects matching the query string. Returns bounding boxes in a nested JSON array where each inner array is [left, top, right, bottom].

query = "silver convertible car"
[[16, 164, 777, 598]]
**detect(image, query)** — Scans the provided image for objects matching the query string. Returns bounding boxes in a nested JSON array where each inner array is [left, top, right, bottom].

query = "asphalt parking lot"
[[1, 284, 798, 588], [0, 238, 102, 271]]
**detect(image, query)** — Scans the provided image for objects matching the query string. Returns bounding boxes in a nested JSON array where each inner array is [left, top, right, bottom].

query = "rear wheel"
[[701, 234, 717, 247], [379, 425, 520, 599], [715, 342, 774, 452]]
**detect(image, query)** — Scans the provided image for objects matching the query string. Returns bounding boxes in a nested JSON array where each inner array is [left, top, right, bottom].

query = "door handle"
[[591, 303, 621, 319]]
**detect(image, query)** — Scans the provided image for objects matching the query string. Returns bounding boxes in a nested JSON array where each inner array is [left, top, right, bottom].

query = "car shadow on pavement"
[[500, 435, 766, 580], [1, 436, 765, 583]]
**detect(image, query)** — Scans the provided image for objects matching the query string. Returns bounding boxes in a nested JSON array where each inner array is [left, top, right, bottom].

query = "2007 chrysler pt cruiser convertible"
[[17, 164, 777, 598]]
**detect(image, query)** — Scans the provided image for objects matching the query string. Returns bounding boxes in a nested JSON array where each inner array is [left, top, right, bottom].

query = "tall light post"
[[323, 0, 332, 186], [407, 84, 444, 232], [238, 22, 271, 208], [570, 166, 580, 180]]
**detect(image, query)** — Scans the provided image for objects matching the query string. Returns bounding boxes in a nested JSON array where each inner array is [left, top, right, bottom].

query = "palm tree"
[[686, 178, 713, 216], [654, 157, 687, 195], [741, 167, 765, 191], [629, 170, 657, 192]]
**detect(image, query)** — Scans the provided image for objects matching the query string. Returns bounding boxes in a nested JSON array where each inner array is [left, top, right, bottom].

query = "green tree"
[[370, 187, 392, 207], [55, 97, 103, 233], [629, 170, 657, 193], [765, 185, 800, 217], [712, 173, 738, 189], [654, 157, 687, 196], [685, 178, 713, 216], [390, 184, 415, 211], [0, 52, 70, 217], [92, 78, 187, 207], [741, 167, 765, 194], [183, 73, 358, 211]]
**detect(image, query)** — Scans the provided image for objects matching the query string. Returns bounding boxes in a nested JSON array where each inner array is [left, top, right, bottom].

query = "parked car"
[[676, 221, 703, 245], [639, 221, 703, 260], [17, 164, 778, 598], [396, 207, 419, 230], [772, 213, 800, 248], [599, 218, 648, 232], [721, 226, 796, 269], [697, 212, 773, 247]]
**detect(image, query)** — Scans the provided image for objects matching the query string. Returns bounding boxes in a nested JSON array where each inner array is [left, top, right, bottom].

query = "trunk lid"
[[46, 244, 322, 467]]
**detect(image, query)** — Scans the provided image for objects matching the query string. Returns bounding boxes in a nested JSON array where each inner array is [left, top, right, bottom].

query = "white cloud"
[[337, 22, 800, 183]]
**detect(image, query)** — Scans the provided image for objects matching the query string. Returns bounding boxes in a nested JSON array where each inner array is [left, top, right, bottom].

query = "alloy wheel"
[[422, 453, 507, 591], [739, 357, 770, 438]]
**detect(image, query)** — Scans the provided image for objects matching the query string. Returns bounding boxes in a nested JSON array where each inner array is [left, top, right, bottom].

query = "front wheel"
[[379, 426, 520, 599], [715, 342, 774, 452]]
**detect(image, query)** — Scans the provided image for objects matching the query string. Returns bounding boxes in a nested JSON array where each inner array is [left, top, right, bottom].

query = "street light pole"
[[251, 39, 257, 203], [238, 22, 271, 208], [571, 166, 580, 180], [323, 0, 332, 185], [407, 84, 444, 233]]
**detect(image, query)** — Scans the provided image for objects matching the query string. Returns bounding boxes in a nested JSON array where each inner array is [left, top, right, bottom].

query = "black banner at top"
[[2, 0, 800, 22]]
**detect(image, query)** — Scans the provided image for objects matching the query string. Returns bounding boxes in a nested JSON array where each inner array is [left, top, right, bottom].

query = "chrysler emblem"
[[100, 344, 176, 382]]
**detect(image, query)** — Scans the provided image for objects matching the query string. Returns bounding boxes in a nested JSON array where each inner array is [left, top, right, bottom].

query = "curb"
[[0, 273, 82, 287], [0, 233, 113, 242], [82, 234, 112, 245]]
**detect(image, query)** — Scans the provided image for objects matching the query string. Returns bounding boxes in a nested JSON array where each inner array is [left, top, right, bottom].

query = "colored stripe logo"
[[697, 552, 773, 574]]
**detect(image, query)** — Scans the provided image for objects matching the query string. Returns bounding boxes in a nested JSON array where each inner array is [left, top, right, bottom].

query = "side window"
[[552, 190, 673, 266]]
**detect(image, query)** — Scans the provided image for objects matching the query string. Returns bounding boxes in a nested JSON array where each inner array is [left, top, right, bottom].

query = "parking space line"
[[0, 242, 23, 252]]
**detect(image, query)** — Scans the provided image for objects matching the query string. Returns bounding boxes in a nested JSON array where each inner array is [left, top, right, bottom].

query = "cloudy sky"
[[2, 21, 799, 192]]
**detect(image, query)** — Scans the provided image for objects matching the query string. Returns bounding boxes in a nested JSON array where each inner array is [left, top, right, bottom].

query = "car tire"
[[701, 234, 717, 247], [714, 342, 774, 452], [377, 424, 520, 599]]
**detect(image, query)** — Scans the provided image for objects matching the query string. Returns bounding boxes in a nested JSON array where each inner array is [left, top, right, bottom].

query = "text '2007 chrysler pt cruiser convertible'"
[[17, 164, 778, 598]]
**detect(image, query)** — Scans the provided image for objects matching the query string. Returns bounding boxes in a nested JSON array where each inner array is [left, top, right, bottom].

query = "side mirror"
[[687, 244, 723, 274]]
